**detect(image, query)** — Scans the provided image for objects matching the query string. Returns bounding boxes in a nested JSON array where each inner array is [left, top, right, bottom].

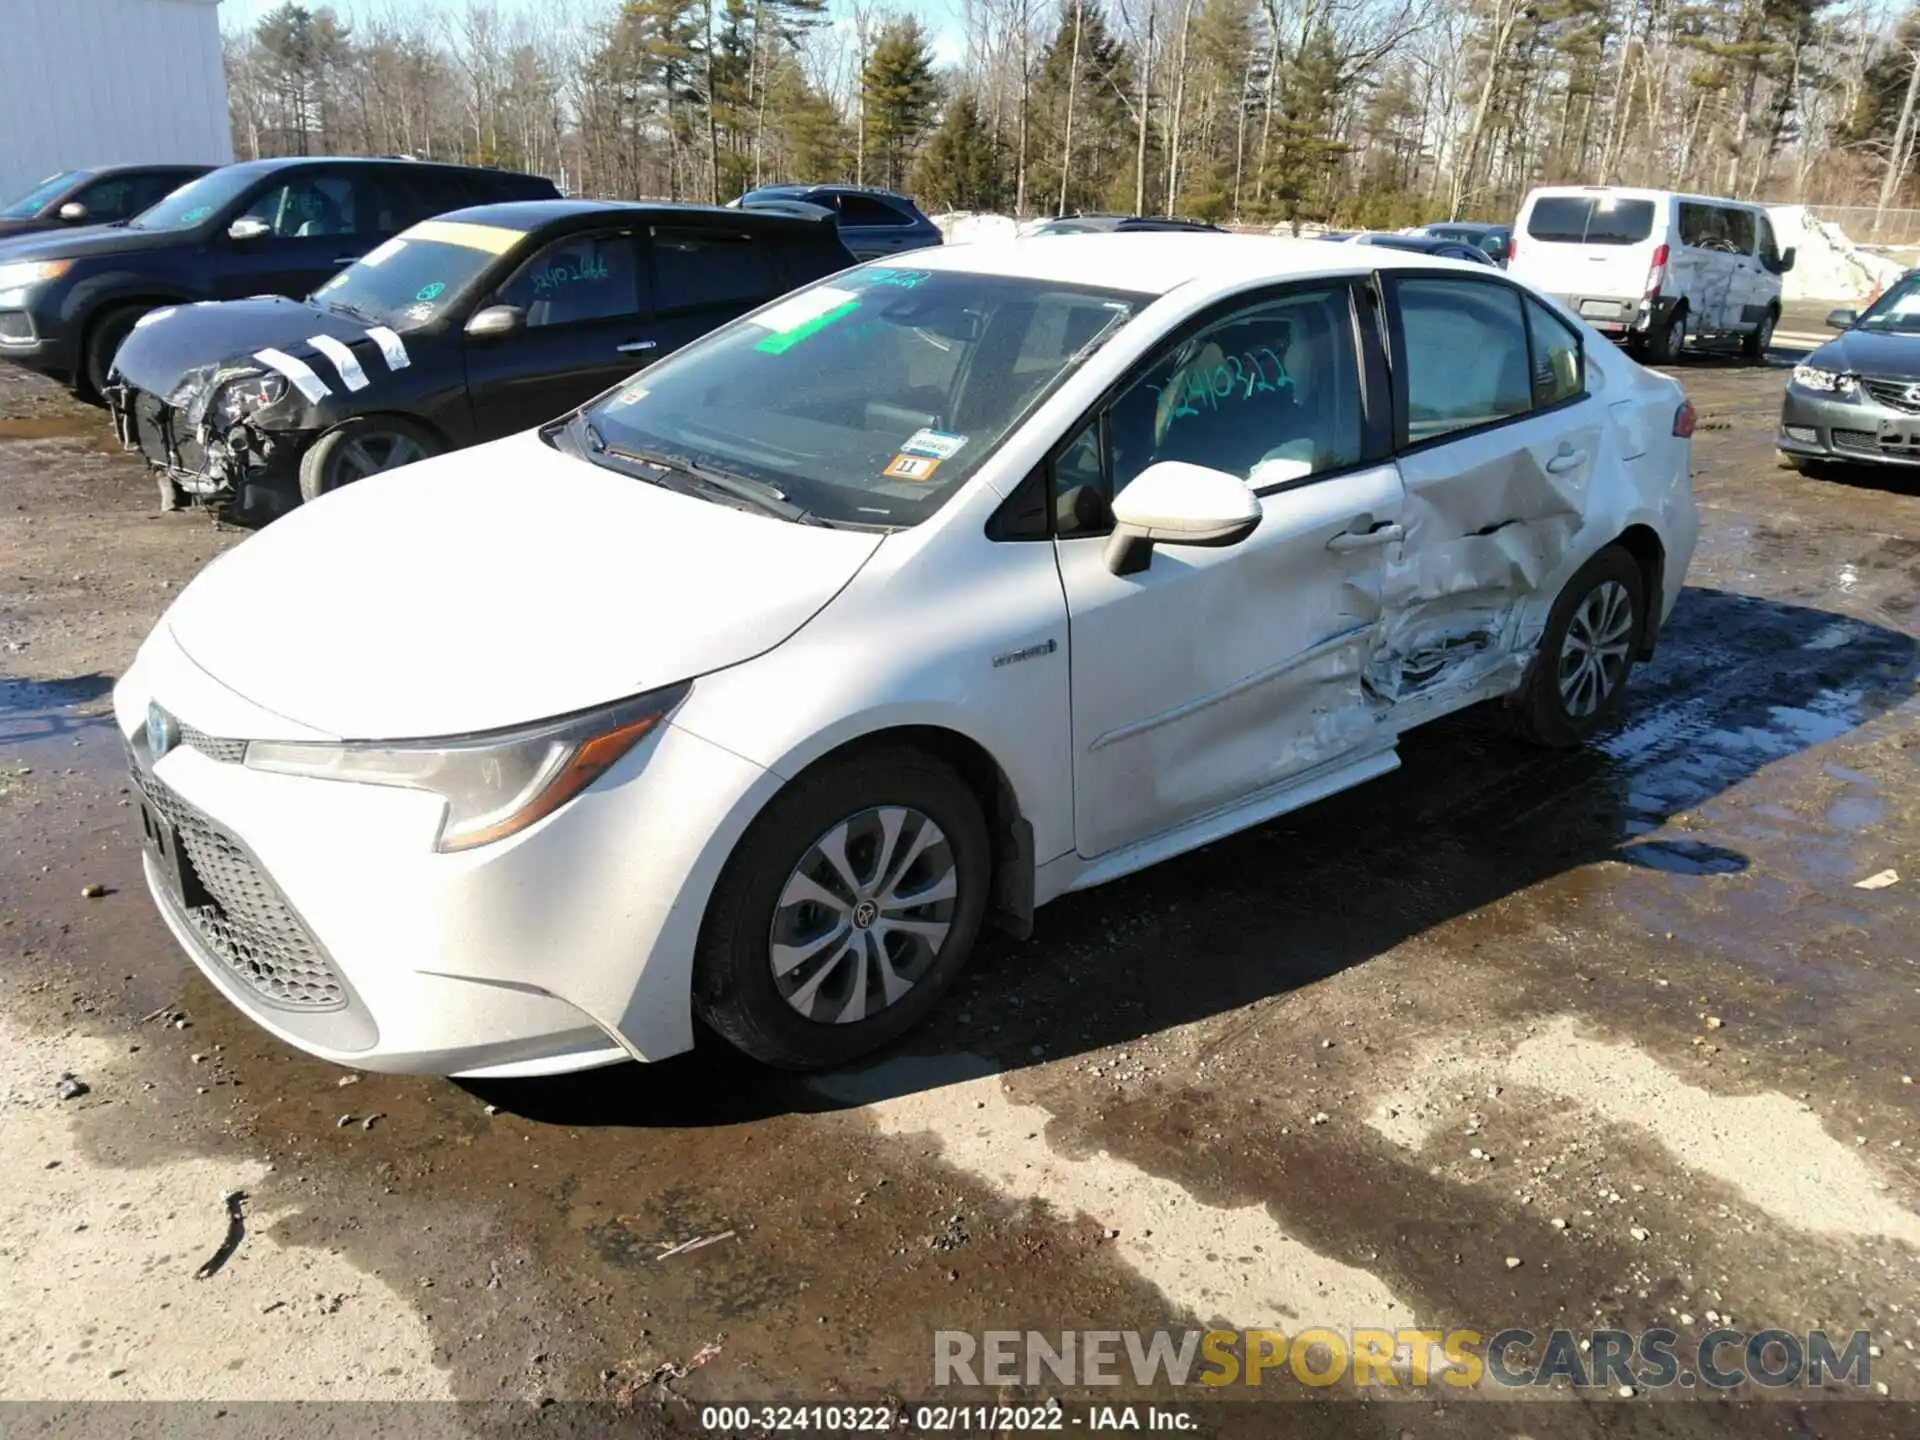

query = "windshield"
[[128, 167, 258, 230], [1853, 274, 1920, 334], [579, 266, 1143, 528], [2, 172, 79, 220], [1527, 196, 1656, 246], [312, 218, 527, 329]]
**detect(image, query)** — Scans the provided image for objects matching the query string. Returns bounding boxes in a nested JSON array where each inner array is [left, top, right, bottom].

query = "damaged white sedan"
[[114, 236, 1697, 1076]]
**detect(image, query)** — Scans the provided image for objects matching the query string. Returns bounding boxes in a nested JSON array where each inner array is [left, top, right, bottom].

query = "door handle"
[[332, 256, 362, 266], [1326, 521, 1404, 552], [616, 340, 658, 354], [1545, 449, 1588, 474]]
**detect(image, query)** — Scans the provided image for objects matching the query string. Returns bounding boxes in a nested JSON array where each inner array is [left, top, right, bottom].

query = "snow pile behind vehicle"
[[1768, 206, 1905, 301]]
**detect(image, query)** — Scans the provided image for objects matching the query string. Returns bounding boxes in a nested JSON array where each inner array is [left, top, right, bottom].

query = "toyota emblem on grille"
[[147, 703, 178, 761], [1905, 383, 1920, 407]]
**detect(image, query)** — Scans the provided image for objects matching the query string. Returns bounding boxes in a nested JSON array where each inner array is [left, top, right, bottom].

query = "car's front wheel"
[[1507, 545, 1645, 748], [298, 417, 440, 503], [694, 746, 990, 1070]]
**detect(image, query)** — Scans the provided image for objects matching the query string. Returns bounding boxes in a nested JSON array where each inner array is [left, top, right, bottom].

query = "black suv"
[[0, 164, 214, 241], [733, 184, 942, 259], [0, 156, 558, 398]]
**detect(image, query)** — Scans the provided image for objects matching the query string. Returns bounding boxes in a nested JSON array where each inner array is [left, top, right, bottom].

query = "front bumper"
[[0, 316, 67, 379], [107, 383, 303, 505], [113, 629, 781, 1075], [1777, 381, 1920, 467]]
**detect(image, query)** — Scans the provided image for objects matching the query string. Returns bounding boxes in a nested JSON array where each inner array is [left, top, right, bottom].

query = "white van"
[[1509, 186, 1794, 364]]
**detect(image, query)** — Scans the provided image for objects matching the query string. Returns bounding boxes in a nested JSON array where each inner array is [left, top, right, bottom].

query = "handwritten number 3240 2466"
[[532, 257, 611, 293]]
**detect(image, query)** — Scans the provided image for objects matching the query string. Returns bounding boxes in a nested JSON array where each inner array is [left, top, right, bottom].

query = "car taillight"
[[1673, 399, 1697, 438], [1645, 243, 1669, 299], [1507, 235, 1517, 262]]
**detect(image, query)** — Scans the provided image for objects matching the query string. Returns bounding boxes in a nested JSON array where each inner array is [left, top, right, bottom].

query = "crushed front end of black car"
[[105, 362, 307, 518]]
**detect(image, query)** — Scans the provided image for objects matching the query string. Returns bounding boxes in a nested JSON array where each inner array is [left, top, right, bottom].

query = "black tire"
[[1506, 545, 1646, 749], [297, 417, 441, 503], [1645, 309, 1687, 365], [693, 745, 991, 1070], [80, 303, 152, 404], [1780, 452, 1828, 477], [1742, 309, 1776, 362]]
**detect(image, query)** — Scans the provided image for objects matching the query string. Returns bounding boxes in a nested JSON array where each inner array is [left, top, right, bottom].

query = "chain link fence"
[[1799, 205, 1920, 248]]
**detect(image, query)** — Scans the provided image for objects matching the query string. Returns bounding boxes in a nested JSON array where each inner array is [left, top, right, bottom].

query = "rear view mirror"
[[228, 216, 271, 242], [1826, 307, 1858, 330], [1104, 461, 1262, 576], [57, 201, 88, 224], [465, 304, 525, 340]]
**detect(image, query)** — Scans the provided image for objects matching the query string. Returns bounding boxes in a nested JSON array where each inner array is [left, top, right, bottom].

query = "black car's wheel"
[[1506, 545, 1645, 749], [1742, 309, 1776, 362], [693, 745, 990, 1070], [1645, 309, 1687, 365], [1780, 453, 1830, 477], [298, 417, 441, 503], [80, 303, 153, 404]]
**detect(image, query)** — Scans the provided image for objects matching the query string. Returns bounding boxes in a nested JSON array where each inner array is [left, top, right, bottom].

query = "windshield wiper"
[[323, 298, 382, 325], [602, 443, 817, 523]]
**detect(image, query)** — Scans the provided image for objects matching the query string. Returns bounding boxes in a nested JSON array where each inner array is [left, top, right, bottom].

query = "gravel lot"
[[1, 342, 1915, 1437]]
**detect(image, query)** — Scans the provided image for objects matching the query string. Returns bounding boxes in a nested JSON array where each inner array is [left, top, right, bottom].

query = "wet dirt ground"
[[1, 345, 1916, 1438]]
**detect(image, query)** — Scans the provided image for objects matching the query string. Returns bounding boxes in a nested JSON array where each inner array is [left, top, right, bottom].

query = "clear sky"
[[216, 0, 970, 65]]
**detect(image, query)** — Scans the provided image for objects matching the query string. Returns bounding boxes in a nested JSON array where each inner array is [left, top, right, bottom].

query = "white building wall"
[[0, 0, 232, 200]]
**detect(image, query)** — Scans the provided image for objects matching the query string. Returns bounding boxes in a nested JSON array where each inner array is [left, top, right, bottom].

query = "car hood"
[[163, 429, 886, 738], [0, 221, 186, 262], [1813, 328, 1920, 378], [111, 295, 404, 412]]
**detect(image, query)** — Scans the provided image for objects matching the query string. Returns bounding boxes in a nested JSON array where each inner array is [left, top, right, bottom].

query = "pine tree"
[[863, 19, 939, 192], [914, 93, 1009, 212]]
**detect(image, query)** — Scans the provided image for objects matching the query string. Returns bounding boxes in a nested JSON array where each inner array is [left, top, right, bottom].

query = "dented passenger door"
[[1374, 274, 1603, 705]]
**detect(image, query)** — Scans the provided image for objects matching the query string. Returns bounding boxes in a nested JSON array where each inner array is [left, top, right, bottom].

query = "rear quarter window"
[[837, 195, 913, 227], [1527, 196, 1656, 245]]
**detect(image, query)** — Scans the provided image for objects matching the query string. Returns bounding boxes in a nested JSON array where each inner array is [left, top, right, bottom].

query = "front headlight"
[[212, 371, 289, 427], [244, 685, 689, 852], [1791, 364, 1856, 394], [0, 258, 74, 291]]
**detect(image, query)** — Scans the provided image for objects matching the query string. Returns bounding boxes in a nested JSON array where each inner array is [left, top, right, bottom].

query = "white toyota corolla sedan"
[[114, 234, 1698, 1076]]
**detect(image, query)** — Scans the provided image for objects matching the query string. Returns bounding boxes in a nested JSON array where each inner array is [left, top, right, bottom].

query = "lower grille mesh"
[[139, 769, 346, 1011]]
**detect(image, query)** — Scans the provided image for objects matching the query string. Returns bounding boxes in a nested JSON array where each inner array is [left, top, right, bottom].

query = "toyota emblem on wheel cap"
[[147, 703, 178, 761]]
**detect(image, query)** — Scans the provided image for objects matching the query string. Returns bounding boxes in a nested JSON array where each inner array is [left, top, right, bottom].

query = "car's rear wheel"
[[80, 303, 153, 404], [1506, 545, 1645, 748], [1742, 309, 1776, 362], [298, 417, 440, 502], [694, 746, 990, 1070], [1645, 309, 1687, 365]]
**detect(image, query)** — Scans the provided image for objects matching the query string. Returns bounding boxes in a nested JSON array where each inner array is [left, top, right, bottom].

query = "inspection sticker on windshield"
[[883, 453, 941, 482], [900, 428, 967, 460], [614, 383, 650, 407]]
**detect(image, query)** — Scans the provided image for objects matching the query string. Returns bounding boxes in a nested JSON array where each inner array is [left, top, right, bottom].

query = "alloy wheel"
[[1558, 579, 1635, 719], [769, 806, 958, 1024], [333, 430, 426, 484]]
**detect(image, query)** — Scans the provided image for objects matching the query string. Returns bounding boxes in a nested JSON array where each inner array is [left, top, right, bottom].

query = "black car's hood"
[[111, 296, 417, 418], [1812, 327, 1920, 378], [0, 217, 63, 242], [0, 221, 194, 262]]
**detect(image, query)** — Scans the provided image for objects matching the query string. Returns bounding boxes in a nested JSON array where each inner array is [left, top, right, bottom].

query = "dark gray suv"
[[734, 184, 942, 260]]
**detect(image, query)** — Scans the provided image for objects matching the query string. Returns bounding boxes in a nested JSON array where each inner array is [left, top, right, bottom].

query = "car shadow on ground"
[[0, 674, 119, 751], [467, 585, 1919, 1129]]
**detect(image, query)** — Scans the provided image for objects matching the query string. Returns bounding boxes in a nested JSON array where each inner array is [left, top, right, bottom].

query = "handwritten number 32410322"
[[532, 257, 611, 294]]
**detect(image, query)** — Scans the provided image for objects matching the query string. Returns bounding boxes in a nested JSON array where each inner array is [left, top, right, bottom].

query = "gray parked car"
[[733, 184, 942, 260], [1778, 270, 1920, 473]]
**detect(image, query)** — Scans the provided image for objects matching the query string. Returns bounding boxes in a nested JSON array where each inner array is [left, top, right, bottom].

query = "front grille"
[[1859, 377, 1920, 413], [1831, 428, 1878, 454], [178, 721, 246, 764], [139, 768, 346, 1011]]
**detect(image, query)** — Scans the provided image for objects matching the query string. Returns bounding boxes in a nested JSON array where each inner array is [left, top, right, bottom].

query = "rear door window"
[[649, 227, 777, 314], [1527, 196, 1656, 245], [837, 195, 911, 228]]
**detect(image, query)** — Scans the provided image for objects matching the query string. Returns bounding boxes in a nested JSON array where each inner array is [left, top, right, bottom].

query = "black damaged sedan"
[[1778, 268, 1920, 474], [107, 199, 853, 514]]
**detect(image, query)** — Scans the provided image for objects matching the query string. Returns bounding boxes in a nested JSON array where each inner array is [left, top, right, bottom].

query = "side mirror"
[[228, 216, 272, 242], [57, 201, 89, 224], [1486, 237, 1509, 262], [1103, 461, 1262, 576], [1826, 307, 1858, 330], [464, 304, 525, 340], [1779, 246, 1796, 273]]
